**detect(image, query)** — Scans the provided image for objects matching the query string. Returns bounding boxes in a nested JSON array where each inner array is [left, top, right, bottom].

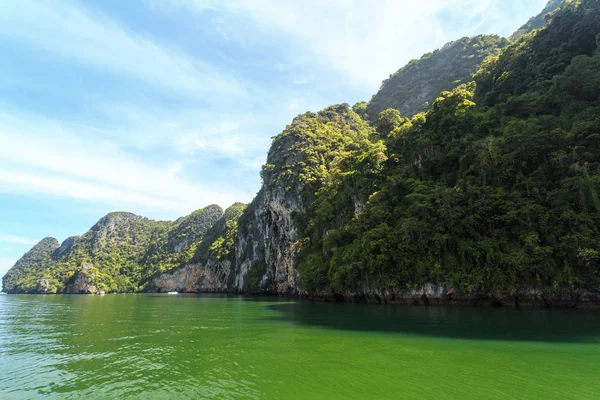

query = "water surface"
[[1, 294, 599, 399]]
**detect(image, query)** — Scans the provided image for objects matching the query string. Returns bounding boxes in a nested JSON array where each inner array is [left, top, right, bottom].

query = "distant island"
[[4, 0, 600, 308]]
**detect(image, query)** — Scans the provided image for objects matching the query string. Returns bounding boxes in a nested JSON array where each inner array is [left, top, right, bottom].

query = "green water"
[[1, 294, 599, 399]]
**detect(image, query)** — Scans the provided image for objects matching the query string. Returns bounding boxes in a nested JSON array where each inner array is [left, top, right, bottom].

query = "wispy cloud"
[[0, 111, 253, 217], [0, 0, 247, 99], [85, 101, 273, 172], [0, 236, 38, 245], [164, 0, 547, 91], [174, 126, 247, 157]]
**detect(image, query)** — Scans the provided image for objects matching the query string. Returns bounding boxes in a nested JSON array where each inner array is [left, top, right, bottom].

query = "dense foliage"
[[366, 35, 509, 119], [298, 0, 600, 296], [2, 238, 60, 293], [261, 104, 387, 205], [3, 207, 223, 293], [142, 205, 224, 278], [195, 203, 247, 264]]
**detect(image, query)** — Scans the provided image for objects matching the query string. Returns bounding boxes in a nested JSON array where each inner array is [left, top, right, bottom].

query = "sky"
[[0, 0, 548, 277]]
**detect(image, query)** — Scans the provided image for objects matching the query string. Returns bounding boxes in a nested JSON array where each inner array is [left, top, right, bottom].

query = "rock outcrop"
[[233, 188, 302, 294], [366, 35, 509, 119], [152, 260, 232, 293], [150, 203, 245, 293], [65, 264, 97, 294]]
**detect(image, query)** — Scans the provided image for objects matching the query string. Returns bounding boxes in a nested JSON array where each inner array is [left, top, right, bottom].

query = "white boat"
[[167, 291, 178, 295]]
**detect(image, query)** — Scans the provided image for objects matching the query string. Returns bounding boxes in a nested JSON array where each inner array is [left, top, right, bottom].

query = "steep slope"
[[2, 237, 61, 293], [365, 35, 509, 119], [2, 206, 223, 293], [232, 105, 386, 294], [141, 204, 224, 278], [151, 203, 245, 293], [510, 0, 568, 42], [298, 0, 600, 306]]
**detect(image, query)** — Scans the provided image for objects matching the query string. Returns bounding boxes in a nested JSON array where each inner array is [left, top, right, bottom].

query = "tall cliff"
[[151, 106, 384, 295], [365, 35, 509, 119], [231, 105, 385, 295]]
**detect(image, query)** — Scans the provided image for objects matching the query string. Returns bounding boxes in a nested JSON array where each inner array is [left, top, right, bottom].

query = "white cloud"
[[174, 131, 246, 157], [165, 0, 548, 91], [0, 236, 39, 245], [0, 112, 252, 217], [0, 0, 550, 225], [168, 162, 184, 175], [0, 0, 247, 98], [89, 101, 274, 161]]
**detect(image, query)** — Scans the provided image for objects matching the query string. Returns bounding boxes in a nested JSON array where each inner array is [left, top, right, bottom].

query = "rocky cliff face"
[[152, 260, 232, 293], [150, 106, 374, 296], [151, 187, 304, 295], [233, 187, 303, 294], [366, 35, 509, 119], [150, 203, 245, 293], [65, 264, 97, 294], [229, 105, 379, 295]]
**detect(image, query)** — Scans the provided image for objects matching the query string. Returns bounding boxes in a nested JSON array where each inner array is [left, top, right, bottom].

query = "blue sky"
[[0, 0, 547, 277]]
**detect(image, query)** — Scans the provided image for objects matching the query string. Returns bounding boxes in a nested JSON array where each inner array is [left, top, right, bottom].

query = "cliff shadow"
[[262, 301, 600, 343]]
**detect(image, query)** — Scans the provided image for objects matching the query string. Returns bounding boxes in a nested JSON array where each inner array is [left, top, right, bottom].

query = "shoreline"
[[4, 289, 600, 309]]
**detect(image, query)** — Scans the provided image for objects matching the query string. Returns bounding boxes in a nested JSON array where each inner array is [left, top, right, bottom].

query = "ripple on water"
[[1, 294, 600, 399]]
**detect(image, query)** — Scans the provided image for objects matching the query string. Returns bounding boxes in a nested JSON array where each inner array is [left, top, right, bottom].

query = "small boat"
[[96, 291, 106, 296], [167, 291, 178, 295]]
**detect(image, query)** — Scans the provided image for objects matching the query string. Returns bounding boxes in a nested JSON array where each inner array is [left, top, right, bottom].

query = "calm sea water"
[[1, 294, 599, 399]]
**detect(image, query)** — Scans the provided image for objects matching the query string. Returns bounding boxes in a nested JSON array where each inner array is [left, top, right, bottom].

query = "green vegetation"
[[243, 258, 268, 293], [510, 0, 568, 42], [297, 0, 600, 296], [142, 205, 224, 277], [3, 207, 223, 293], [2, 238, 60, 293], [195, 203, 247, 264], [261, 104, 387, 206]]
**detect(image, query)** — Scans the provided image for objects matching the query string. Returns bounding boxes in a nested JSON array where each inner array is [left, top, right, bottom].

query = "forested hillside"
[[2, 206, 224, 293], [4, 0, 600, 306], [298, 0, 600, 300]]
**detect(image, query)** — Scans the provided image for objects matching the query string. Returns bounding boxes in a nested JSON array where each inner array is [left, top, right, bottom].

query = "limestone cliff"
[[231, 104, 381, 295], [150, 105, 378, 296], [366, 35, 508, 119], [150, 203, 244, 293]]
